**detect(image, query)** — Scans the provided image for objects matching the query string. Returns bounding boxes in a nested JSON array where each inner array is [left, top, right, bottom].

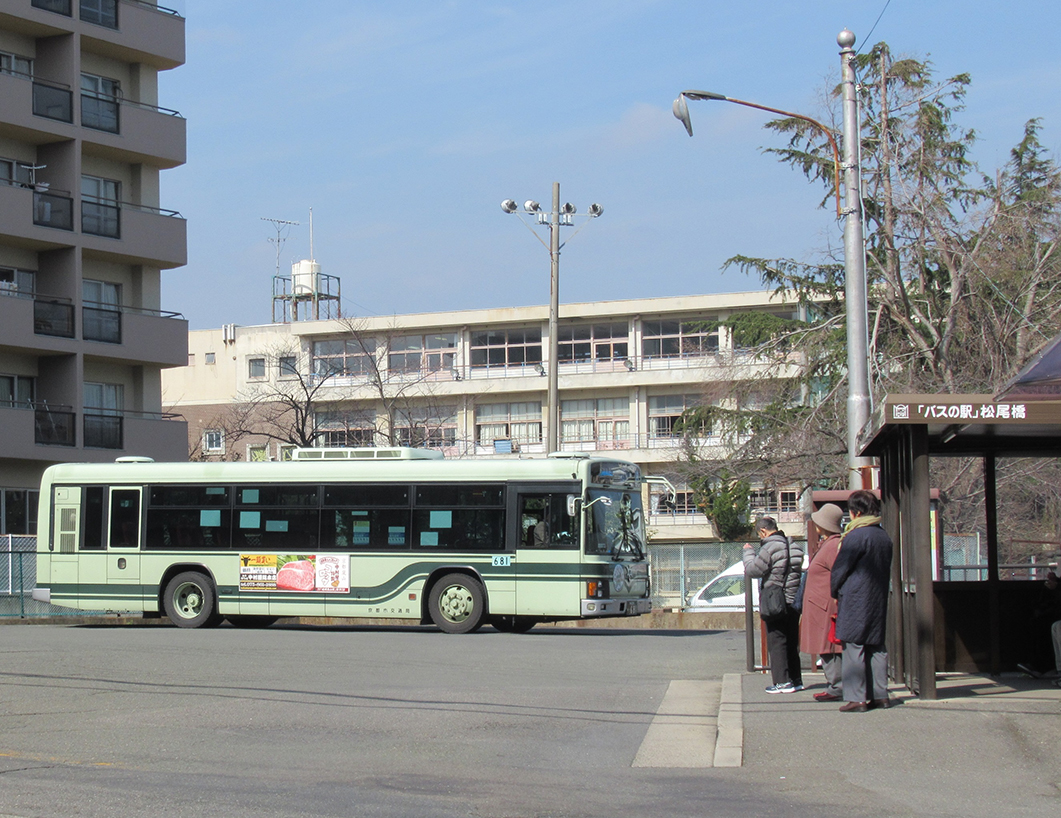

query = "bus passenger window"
[[82, 486, 105, 550], [109, 489, 140, 548]]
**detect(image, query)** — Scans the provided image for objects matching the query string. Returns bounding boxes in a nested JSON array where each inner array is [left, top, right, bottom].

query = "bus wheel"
[[428, 573, 485, 634], [225, 615, 278, 629], [163, 571, 220, 629], [491, 615, 537, 633]]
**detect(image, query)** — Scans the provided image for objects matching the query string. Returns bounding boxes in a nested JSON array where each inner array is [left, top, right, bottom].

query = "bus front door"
[[512, 488, 580, 617]]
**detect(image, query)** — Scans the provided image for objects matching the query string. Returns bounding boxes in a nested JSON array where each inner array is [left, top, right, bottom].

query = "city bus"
[[32, 448, 651, 632]]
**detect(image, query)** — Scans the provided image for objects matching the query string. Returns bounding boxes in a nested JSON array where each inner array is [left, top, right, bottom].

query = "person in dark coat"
[[799, 503, 844, 702], [744, 516, 805, 693], [830, 490, 893, 712]]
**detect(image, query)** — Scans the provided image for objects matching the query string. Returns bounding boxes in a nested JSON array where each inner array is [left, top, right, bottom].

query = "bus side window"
[[109, 489, 141, 548], [82, 486, 105, 550]]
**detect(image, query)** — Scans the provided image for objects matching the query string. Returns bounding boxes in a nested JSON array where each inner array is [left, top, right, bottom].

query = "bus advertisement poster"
[[239, 554, 350, 593]]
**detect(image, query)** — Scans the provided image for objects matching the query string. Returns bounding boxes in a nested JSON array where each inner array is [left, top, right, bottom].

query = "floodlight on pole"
[[500, 183, 604, 453]]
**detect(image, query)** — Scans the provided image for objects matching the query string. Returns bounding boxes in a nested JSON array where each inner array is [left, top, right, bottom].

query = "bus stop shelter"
[[860, 394, 1061, 700]]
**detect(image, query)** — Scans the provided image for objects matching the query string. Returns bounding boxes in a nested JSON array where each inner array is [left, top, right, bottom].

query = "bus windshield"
[[585, 489, 645, 560]]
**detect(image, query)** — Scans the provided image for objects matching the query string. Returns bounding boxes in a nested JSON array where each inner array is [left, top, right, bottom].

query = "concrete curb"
[[713, 672, 743, 767]]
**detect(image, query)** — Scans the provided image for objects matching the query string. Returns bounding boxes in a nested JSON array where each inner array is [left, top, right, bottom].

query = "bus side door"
[[105, 487, 142, 603], [511, 485, 581, 617]]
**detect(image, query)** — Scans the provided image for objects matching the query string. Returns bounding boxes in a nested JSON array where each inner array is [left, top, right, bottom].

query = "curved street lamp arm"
[[675, 90, 843, 219]]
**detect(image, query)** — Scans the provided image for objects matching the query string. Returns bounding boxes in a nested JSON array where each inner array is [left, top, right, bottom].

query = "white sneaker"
[[765, 682, 794, 694]]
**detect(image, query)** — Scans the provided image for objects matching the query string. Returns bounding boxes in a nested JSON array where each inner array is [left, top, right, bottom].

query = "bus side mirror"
[[567, 495, 581, 517]]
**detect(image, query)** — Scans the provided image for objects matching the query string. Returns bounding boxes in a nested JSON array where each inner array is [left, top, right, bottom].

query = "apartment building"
[[0, 0, 189, 534], [162, 291, 809, 545]]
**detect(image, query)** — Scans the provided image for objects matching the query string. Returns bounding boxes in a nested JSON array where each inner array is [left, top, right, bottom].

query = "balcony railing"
[[32, 0, 72, 15], [81, 200, 120, 238], [33, 404, 75, 447], [33, 190, 74, 230], [83, 303, 121, 343], [81, 0, 118, 29], [32, 81, 73, 123], [81, 93, 119, 132], [33, 296, 75, 338], [83, 412, 122, 448]]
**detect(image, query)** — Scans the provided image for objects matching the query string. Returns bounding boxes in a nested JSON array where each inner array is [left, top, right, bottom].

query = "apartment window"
[[0, 158, 34, 188], [560, 397, 630, 445], [648, 394, 712, 439], [394, 405, 458, 449], [205, 352, 216, 364], [81, 175, 120, 237], [558, 323, 629, 363], [83, 279, 121, 343], [313, 338, 377, 378], [248, 444, 270, 462], [80, 0, 118, 29], [469, 328, 541, 370], [641, 319, 719, 359], [0, 267, 35, 297], [0, 51, 32, 78], [0, 375, 35, 407], [80, 73, 120, 132], [279, 356, 298, 377], [83, 381, 123, 449], [476, 402, 542, 446], [749, 488, 800, 515], [203, 430, 224, 454], [248, 357, 266, 379], [388, 333, 457, 374], [315, 408, 376, 448], [1, 488, 39, 535]]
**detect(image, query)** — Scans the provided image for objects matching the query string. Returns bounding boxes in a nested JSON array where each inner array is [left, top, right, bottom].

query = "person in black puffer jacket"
[[830, 490, 894, 712], [743, 516, 805, 693]]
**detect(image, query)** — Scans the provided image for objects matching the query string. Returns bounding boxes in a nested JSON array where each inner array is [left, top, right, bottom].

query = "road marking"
[[632, 679, 720, 768]]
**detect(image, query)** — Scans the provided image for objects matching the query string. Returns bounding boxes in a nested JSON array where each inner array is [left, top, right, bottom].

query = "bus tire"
[[225, 615, 278, 629], [428, 573, 485, 634], [491, 615, 537, 633], [163, 571, 220, 629]]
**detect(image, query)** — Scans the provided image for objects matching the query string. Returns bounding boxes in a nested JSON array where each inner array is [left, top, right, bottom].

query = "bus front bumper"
[[581, 598, 651, 617]]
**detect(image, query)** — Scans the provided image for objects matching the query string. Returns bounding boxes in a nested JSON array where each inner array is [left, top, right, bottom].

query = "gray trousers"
[[841, 642, 888, 702], [821, 652, 842, 695]]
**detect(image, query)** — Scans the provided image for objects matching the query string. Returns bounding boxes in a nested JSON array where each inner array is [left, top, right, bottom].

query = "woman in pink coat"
[[799, 503, 844, 702]]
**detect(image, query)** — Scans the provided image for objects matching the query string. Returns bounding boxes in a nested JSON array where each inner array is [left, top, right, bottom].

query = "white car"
[[684, 561, 758, 613]]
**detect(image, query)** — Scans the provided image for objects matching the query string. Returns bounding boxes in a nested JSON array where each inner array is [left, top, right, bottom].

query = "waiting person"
[[1018, 567, 1061, 680], [743, 516, 805, 693], [799, 503, 845, 702], [830, 490, 894, 712]]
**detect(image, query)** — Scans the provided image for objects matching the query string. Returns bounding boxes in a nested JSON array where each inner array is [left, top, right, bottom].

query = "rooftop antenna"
[[261, 216, 300, 278]]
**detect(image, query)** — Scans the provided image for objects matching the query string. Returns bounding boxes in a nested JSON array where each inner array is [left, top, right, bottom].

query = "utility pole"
[[839, 29, 873, 488]]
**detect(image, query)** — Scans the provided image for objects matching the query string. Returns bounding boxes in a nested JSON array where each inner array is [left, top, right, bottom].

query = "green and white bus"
[[32, 448, 651, 632]]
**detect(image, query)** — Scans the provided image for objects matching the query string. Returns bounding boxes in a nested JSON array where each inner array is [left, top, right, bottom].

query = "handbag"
[[758, 538, 792, 621], [827, 615, 842, 645], [791, 569, 808, 615]]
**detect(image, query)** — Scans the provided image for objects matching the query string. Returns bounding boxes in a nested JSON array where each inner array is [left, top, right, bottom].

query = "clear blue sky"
[[160, 1, 1061, 330]]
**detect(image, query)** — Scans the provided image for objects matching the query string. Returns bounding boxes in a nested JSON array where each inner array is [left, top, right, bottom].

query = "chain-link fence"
[[647, 541, 776, 609], [0, 535, 85, 617]]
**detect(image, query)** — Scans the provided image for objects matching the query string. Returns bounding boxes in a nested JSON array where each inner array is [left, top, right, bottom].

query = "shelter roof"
[[860, 394, 1061, 457]]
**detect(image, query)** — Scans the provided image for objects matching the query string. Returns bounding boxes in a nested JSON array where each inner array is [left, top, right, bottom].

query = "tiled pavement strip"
[[633, 670, 1061, 770]]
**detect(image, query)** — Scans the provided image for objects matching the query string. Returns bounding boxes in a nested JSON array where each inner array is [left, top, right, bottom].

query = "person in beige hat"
[[800, 503, 845, 701]]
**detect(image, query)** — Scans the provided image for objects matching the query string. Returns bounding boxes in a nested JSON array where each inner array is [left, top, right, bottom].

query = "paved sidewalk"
[[734, 670, 1061, 817]]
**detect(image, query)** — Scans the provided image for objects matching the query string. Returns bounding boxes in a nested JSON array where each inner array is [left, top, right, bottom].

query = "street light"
[[673, 30, 871, 488], [501, 182, 603, 453]]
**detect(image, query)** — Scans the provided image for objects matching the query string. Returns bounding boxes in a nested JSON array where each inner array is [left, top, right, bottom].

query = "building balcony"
[[0, 71, 78, 142], [80, 202, 186, 268], [80, 96, 186, 168], [82, 303, 188, 367], [78, 0, 185, 70]]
